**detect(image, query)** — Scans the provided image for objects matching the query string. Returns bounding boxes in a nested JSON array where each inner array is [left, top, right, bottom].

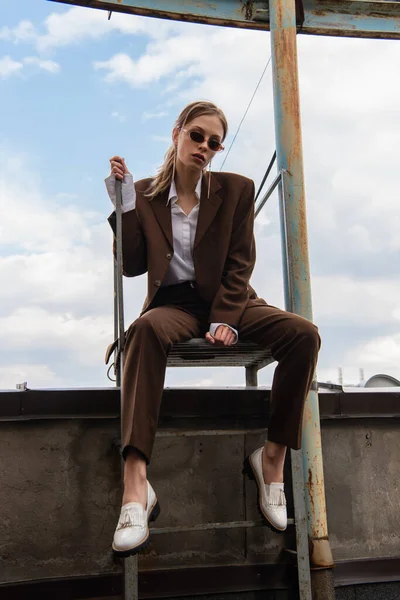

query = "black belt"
[[161, 280, 196, 289]]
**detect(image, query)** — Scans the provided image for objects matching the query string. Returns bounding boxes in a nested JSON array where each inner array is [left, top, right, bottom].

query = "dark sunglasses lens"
[[208, 140, 221, 151], [190, 131, 204, 143], [189, 130, 221, 151]]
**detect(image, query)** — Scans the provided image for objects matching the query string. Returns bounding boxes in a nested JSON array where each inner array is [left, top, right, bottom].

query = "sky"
[[1, 1, 399, 391]]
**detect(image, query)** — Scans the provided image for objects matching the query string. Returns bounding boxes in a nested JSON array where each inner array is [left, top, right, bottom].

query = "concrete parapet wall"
[[0, 412, 399, 584]]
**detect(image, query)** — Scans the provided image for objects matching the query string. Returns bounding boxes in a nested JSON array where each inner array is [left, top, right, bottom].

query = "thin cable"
[[219, 55, 272, 172], [255, 150, 276, 202]]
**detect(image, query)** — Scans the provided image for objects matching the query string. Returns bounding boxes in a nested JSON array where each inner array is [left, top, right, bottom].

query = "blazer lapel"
[[194, 173, 222, 249], [150, 189, 173, 249]]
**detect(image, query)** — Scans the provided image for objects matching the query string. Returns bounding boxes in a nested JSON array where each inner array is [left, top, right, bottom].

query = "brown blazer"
[[108, 171, 264, 328]]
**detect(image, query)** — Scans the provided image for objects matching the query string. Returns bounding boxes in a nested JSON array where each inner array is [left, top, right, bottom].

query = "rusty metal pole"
[[268, 0, 335, 596]]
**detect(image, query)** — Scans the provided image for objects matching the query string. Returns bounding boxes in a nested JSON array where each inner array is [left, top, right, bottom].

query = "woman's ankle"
[[262, 443, 286, 483], [122, 476, 148, 507], [124, 447, 147, 476], [263, 441, 286, 463]]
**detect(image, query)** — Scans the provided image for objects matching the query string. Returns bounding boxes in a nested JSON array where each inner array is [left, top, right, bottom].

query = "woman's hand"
[[109, 156, 130, 180], [205, 325, 236, 347]]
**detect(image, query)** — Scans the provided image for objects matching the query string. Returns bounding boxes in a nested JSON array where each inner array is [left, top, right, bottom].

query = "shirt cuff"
[[209, 323, 238, 345], [105, 173, 136, 213]]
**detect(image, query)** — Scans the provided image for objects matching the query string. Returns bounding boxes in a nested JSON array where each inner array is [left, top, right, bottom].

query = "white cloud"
[[55, 192, 79, 201], [0, 363, 58, 390], [0, 55, 60, 78], [298, 35, 400, 116], [36, 7, 114, 51], [143, 110, 169, 121], [0, 180, 99, 253], [111, 111, 127, 123], [1, 7, 183, 56], [349, 333, 400, 375], [313, 276, 400, 326], [35, 6, 180, 52], [0, 56, 23, 78], [152, 136, 170, 143], [95, 51, 184, 87], [0, 307, 113, 368], [23, 56, 60, 73], [0, 248, 111, 314], [0, 20, 37, 44], [93, 27, 254, 92], [0, 150, 148, 388], [0, 152, 117, 318]]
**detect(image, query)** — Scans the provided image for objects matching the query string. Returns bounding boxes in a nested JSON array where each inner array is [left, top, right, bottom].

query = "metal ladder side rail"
[[114, 179, 138, 600]]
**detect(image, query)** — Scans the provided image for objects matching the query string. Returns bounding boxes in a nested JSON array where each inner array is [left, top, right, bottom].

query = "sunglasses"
[[182, 128, 225, 152]]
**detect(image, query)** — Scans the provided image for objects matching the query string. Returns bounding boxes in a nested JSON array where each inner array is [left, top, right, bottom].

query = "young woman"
[[105, 100, 320, 556]]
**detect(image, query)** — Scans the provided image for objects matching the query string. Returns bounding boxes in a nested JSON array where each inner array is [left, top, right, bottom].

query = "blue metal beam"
[[301, 0, 400, 39], [47, 0, 400, 39], [47, 0, 269, 29]]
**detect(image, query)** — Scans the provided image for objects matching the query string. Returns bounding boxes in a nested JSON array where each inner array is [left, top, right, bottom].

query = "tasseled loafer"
[[244, 447, 287, 532], [112, 480, 160, 556]]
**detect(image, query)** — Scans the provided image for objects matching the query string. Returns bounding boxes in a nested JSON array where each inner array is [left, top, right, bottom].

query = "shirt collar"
[[167, 174, 202, 206]]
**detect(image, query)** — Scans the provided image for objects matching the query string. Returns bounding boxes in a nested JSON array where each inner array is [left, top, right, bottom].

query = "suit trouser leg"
[[239, 303, 321, 450], [121, 305, 201, 463]]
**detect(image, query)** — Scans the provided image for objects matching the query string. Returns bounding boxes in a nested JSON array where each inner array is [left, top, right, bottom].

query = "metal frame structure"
[[49, 0, 400, 39], [47, 0, 400, 598]]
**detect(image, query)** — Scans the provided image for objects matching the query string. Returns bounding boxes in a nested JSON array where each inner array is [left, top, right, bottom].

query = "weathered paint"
[[48, 0, 267, 30], [48, 0, 400, 39], [301, 0, 400, 39], [269, 0, 334, 575], [290, 447, 313, 598]]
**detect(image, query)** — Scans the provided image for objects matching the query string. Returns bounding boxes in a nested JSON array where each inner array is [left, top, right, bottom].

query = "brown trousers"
[[121, 282, 320, 463]]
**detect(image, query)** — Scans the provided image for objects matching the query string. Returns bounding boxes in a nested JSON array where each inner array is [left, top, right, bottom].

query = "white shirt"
[[105, 173, 238, 343], [163, 177, 200, 286]]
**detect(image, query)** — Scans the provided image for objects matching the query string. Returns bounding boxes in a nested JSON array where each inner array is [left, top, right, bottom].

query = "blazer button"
[[166, 253, 172, 260], [155, 280, 161, 287]]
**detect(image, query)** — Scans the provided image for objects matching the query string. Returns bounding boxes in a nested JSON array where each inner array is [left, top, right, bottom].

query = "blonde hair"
[[146, 101, 228, 199]]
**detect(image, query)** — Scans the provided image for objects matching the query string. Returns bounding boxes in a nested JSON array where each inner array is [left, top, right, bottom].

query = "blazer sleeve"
[[108, 208, 147, 277], [209, 178, 256, 327]]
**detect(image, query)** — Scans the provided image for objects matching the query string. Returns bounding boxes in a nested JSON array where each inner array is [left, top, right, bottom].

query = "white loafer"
[[112, 480, 160, 556], [244, 447, 287, 532]]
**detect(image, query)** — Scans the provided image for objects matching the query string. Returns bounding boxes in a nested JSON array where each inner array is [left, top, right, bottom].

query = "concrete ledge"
[[0, 386, 399, 422], [1, 558, 399, 599], [0, 388, 399, 591]]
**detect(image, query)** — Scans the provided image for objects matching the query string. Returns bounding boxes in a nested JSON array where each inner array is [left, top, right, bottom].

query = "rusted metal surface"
[[301, 0, 400, 39], [303, 395, 334, 569], [290, 448, 312, 598], [48, 0, 271, 31], [48, 0, 400, 39], [269, 0, 334, 582]]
